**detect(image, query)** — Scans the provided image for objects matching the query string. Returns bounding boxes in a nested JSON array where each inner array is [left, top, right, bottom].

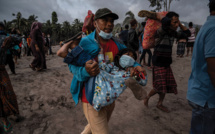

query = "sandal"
[[1, 120, 13, 132], [29, 64, 35, 71], [156, 105, 170, 113]]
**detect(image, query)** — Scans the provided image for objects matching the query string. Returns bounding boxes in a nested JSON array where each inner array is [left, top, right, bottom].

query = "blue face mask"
[[96, 22, 113, 40], [119, 55, 135, 68], [99, 30, 113, 39]]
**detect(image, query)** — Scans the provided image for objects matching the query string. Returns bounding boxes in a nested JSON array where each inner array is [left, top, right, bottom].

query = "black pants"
[[49, 45, 52, 54], [140, 49, 152, 66], [5, 54, 15, 74], [27, 46, 32, 56]]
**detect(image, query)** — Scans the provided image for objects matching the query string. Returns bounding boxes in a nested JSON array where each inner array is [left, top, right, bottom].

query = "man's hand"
[[85, 60, 100, 76], [35, 44, 40, 52], [179, 21, 188, 31], [57, 40, 72, 58], [99, 47, 103, 54], [206, 57, 215, 88], [126, 67, 135, 76], [2, 36, 12, 48]]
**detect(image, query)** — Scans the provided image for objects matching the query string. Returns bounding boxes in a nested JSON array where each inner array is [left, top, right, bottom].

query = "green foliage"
[[43, 20, 52, 36], [148, 0, 179, 11], [1, 11, 84, 45], [112, 23, 122, 35], [51, 11, 58, 24], [2, 20, 12, 33], [122, 11, 135, 27]]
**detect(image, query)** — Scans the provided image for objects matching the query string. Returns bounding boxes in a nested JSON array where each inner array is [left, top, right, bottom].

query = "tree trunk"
[[166, 0, 168, 11], [168, 0, 172, 11]]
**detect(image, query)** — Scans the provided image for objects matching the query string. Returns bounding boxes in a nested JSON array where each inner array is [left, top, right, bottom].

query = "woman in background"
[[29, 22, 47, 71]]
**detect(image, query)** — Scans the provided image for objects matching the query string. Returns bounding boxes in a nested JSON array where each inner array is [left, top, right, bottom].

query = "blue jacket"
[[68, 30, 140, 105]]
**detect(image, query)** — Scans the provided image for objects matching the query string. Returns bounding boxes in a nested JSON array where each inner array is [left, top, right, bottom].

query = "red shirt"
[[82, 39, 119, 103]]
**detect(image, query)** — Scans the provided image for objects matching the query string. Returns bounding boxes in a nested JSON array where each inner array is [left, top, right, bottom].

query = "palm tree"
[[2, 20, 12, 33], [28, 15, 38, 26], [12, 12, 22, 30], [11, 12, 28, 35], [61, 21, 71, 40], [72, 19, 83, 33], [122, 11, 135, 27], [43, 20, 52, 36], [148, 0, 177, 11], [55, 23, 62, 42]]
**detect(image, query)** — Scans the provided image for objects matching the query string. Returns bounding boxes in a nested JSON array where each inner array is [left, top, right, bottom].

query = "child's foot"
[[125, 78, 147, 100]]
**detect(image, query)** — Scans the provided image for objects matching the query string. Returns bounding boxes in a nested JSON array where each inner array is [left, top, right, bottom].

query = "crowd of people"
[[0, 0, 215, 133]]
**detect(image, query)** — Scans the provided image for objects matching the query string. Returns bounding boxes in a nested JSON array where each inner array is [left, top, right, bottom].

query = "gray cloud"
[[0, 0, 210, 25]]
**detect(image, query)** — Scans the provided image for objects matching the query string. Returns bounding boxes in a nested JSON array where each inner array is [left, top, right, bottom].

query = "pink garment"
[[142, 12, 168, 49], [82, 10, 95, 34], [30, 22, 44, 45], [188, 27, 196, 42]]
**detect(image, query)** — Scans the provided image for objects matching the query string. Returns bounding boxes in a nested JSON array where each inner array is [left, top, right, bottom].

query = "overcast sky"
[[0, 0, 210, 25]]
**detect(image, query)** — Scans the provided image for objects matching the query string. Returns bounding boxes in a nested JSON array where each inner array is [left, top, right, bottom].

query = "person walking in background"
[[26, 35, 32, 56], [21, 35, 27, 56], [0, 23, 20, 133], [42, 33, 49, 55], [139, 22, 152, 69], [128, 19, 139, 55], [119, 25, 129, 46], [10, 28, 21, 65], [47, 34, 52, 55], [141, 11, 191, 113], [187, 0, 215, 133], [186, 22, 196, 57], [5, 28, 22, 75], [138, 22, 144, 55], [176, 30, 188, 58], [5, 44, 20, 75], [29, 22, 47, 71]]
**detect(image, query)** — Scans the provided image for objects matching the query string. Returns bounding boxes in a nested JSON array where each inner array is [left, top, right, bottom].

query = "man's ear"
[[93, 21, 97, 28]]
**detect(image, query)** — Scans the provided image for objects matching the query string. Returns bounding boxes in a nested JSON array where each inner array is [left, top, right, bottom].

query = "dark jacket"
[[127, 28, 139, 51], [152, 17, 191, 67]]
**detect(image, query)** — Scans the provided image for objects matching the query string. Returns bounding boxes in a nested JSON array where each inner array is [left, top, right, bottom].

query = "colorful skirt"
[[153, 66, 177, 94], [0, 65, 19, 117], [177, 42, 186, 55]]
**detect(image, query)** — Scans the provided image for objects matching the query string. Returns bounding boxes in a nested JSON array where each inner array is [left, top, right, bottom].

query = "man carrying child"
[[58, 8, 146, 134]]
